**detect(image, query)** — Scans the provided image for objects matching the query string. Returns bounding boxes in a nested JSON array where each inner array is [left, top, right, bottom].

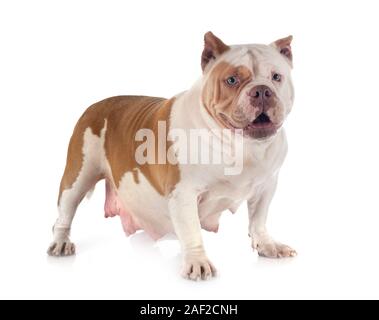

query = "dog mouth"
[[244, 113, 277, 139], [219, 112, 278, 139], [246, 113, 272, 128]]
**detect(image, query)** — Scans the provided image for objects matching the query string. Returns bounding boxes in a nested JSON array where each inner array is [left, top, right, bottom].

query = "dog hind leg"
[[48, 125, 105, 256]]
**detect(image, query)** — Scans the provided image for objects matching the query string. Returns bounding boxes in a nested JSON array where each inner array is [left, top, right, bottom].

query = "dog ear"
[[271, 35, 293, 67], [201, 32, 230, 72]]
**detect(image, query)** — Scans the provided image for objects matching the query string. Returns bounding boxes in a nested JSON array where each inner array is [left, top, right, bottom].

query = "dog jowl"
[[48, 32, 296, 280]]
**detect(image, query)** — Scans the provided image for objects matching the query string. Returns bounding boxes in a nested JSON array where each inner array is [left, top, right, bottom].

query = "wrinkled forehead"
[[218, 44, 290, 74]]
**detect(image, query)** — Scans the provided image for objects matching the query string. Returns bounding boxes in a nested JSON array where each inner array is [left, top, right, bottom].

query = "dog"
[[48, 32, 296, 280]]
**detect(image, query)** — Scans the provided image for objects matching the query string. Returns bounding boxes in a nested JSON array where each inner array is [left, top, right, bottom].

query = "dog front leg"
[[248, 174, 297, 258], [169, 189, 216, 280]]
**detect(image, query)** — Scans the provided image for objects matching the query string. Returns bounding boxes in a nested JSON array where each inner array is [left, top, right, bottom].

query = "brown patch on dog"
[[58, 106, 107, 203], [104, 96, 179, 195], [202, 61, 252, 126], [58, 96, 180, 203]]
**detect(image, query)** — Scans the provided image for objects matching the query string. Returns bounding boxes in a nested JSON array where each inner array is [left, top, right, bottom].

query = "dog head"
[[201, 32, 294, 140]]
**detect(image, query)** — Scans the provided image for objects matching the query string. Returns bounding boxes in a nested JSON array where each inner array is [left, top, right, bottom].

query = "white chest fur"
[[177, 129, 288, 219]]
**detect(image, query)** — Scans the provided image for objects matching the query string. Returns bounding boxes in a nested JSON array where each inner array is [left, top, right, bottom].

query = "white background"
[[1, 0, 378, 300]]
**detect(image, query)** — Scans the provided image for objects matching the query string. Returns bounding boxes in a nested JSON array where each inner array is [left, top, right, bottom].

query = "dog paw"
[[253, 236, 296, 258], [47, 239, 76, 256], [181, 255, 217, 281]]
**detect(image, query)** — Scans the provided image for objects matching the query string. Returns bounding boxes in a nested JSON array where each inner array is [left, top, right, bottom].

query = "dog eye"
[[272, 73, 281, 82], [226, 76, 239, 86]]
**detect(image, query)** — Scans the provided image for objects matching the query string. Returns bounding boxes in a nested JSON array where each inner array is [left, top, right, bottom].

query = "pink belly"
[[104, 180, 141, 236], [104, 180, 224, 240], [104, 180, 164, 240], [200, 213, 221, 233]]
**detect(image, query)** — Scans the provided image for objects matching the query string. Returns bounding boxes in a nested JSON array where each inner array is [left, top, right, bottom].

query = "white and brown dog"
[[48, 32, 296, 280]]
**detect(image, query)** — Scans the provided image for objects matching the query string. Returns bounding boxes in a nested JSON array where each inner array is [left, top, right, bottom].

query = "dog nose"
[[249, 85, 272, 100]]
